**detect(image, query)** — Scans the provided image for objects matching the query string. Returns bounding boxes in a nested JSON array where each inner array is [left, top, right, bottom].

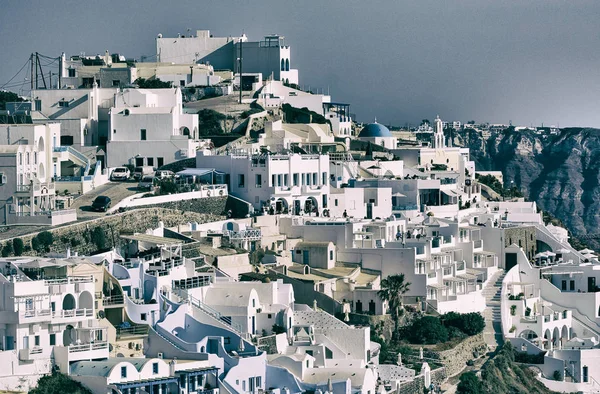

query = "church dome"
[[358, 122, 392, 138]]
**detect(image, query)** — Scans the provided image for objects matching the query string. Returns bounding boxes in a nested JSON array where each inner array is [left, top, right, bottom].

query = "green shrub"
[[90, 227, 107, 251], [457, 371, 483, 394], [406, 316, 448, 344], [272, 324, 286, 334], [13, 238, 24, 256], [29, 372, 92, 394], [441, 312, 485, 336], [32, 231, 54, 253], [1, 242, 13, 257]]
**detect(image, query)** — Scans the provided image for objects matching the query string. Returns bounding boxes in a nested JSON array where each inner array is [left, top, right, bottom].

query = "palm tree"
[[378, 274, 411, 337]]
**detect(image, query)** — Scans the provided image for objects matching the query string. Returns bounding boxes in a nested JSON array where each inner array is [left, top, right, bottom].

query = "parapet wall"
[[1, 198, 226, 256]]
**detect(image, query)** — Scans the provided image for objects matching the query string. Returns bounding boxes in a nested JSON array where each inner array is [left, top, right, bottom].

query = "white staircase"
[[482, 270, 505, 350]]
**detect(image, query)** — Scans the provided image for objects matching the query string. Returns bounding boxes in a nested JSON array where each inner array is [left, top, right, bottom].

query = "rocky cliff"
[[454, 128, 600, 250]]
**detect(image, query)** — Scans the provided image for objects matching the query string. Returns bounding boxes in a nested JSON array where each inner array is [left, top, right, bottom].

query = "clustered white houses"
[[3, 25, 599, 394]]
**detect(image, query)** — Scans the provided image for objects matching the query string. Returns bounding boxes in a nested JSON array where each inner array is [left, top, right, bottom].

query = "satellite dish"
[[157, 33, 163, 38]]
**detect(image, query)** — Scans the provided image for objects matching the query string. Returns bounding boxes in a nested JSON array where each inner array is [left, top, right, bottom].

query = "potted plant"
[[510, 305, 517, 316]]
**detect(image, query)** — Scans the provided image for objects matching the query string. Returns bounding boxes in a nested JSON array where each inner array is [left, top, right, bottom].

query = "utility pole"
[[36, 53, 47, 89], [30, 53, 34, 91], [239, 37, 243, 104], [58, 54, 62, 89]]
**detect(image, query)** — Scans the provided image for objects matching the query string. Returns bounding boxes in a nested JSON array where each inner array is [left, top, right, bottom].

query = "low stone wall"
[[256, 335, 278, 354], [398, 367, 446, 394], [348, 313, 395, 340], [0, 205, 226, 257], [436, 333, 487, 377], [120, 195, 227, 215]]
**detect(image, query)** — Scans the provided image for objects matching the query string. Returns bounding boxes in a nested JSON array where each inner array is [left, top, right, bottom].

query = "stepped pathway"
[[482, 270, 506, 351]]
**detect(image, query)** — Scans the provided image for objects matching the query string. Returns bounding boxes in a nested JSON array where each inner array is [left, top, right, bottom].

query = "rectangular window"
[[284, 174, 289, 187], [141, 313, 147, 321], [293, 173, 299, 186], [322, 172, 327, 185], [561, 280, 567, 291], [256, 376, 262, 388], [49, 334, 56, 346], [570, 280, 575, 291], [157, 157, 164, 167], [50, 302, 55, 312], [34, 100, 41, 111], [271, 174, 276, 187], [34, 335, 40, 346], [60, 135, 74, 146], [152, 362, 159, 375], [140, 129, 147, 141], [329, 250, 334, 261], [313, 173, 317, 185], [255, 174, 262, 188], [147, 157, 154, 166], [68, 68, 76, 77], [121, 366, 127, 378], [135, 157, 144, 167], [112, 80, 120, 87], [180, 80, 186, 87], [335, 199, 338, 206], [58, 100, 70, 108], [238, 174, 245, 188]]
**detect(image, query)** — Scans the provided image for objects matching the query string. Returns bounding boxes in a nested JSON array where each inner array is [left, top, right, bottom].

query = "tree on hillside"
[[30, 372, 92, 394], [0, 91, 23, 110], [406, 316, 448, 344], [457, 371, 483, 394], [13, 238, 24, 256], [378, 274, 411, 337]]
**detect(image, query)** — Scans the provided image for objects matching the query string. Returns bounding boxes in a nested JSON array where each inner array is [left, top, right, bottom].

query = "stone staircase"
[[482, 270, 506, 351]]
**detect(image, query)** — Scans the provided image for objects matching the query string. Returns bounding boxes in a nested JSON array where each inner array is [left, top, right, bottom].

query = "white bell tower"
[[433, 115, 444, 149]]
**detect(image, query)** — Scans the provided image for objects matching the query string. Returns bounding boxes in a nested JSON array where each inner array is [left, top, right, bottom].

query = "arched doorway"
[[38, 163, 45, 180], [79, 291, 93, 310], [275, 198, 288, 214], [355, 300, 363, 313], [37, 137, 45, 153], [62, 293, 76, 310], [281, 59, 285, 71], [63, 325, 75, 346], [519, 329, 538, 341], [553, 327, 560, 347], [285, 59, 290, 71], [304, 197, 318, 215], [180, 127, 190, 137]]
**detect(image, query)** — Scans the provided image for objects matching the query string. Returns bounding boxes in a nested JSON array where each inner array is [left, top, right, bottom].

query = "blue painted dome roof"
[[358, 122, 392, 138]]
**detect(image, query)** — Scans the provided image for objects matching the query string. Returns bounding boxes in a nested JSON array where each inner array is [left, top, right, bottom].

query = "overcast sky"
[[1, 0, 599, 127]]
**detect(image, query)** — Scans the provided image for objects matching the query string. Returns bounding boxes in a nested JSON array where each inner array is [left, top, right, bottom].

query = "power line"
[[0, 58, 30, 90]]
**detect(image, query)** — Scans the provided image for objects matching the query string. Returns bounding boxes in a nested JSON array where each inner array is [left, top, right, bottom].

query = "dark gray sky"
[[2, 0, 599, 127]]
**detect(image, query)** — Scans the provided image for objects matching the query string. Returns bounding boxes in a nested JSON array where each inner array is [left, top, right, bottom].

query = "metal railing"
[[224, 229, 262, 241], [181, 290, 245, 336], [116, 325, 149, 339], [45, 275, 94, 285], [68, 341, 108, 353], [103, 295, 124, 306]]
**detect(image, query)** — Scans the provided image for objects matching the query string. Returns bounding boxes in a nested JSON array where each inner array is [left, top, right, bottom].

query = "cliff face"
[[457, 128, 600, 250]]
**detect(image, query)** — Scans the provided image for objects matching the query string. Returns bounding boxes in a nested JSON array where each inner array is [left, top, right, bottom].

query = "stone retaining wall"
[[1, 201, 226, 256], [436, 333, 487, 377], [398, 367, 446, 394]]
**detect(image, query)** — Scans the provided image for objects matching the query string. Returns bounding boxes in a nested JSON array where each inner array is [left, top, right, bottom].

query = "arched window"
[[281, 59, 285, 71], [285, 59, 290, 71], [34, 152, 37, 164], [26, 152, 30, 165], [18, 153, 22, 165]]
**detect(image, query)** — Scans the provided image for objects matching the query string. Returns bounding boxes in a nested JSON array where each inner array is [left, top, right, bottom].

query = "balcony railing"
[[116, 325, 149, 339], [103, 295, 124, 306], [45, 275, 94, 285], [68, 341, 108, 353]]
